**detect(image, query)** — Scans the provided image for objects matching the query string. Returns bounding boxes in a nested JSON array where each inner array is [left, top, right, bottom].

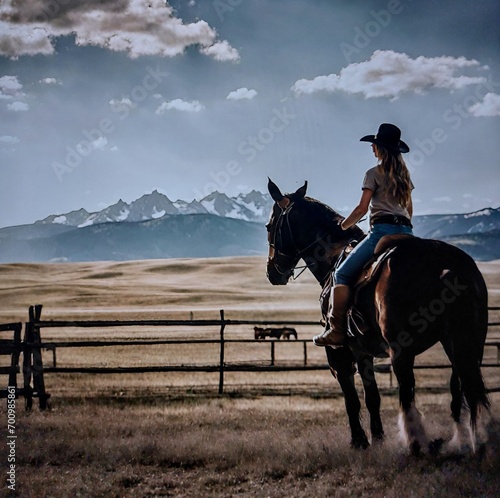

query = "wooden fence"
[[0, 305, 48, 409], [1, 305, 500, 409]]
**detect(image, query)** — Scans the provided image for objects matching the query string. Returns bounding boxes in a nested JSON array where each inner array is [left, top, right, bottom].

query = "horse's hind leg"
[[358, 356, 384, 442], [446, 368, 471, 453], [441, 337, 468, 453], [392, 353, 427, 455], [442, 340, 489, 455]]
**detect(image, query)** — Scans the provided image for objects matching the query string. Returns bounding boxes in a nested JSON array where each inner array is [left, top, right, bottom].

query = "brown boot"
[[313, 284, 350, 347]]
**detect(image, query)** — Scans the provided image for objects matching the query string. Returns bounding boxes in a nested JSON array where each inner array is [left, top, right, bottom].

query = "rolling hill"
[[0, 214, 267, 263]]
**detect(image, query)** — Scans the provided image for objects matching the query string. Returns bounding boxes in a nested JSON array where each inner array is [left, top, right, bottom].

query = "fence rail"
[[1, 304, 500, 409]]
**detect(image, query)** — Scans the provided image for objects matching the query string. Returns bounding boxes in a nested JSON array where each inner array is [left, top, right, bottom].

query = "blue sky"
[[0, 0, 499, 227]]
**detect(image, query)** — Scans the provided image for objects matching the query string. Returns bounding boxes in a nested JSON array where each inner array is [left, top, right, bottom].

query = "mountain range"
[[411, 207, 500, 262], [0, 190, 499, 263], [35, 190, 273, 227]]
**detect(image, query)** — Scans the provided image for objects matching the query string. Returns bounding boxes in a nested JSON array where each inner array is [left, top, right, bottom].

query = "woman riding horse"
[[314, 123, 414, 348], [266, 178, 489, 453]]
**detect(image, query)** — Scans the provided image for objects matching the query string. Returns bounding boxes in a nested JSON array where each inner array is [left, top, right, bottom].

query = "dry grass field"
[[1, 256, 500, 497]]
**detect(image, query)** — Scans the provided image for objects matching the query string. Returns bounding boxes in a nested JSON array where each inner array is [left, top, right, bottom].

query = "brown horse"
[[254, 326, 298, 340], [266, 179, 490, 454]]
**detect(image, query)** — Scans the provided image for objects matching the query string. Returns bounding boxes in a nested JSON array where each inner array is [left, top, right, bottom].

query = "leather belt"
[[371, 215, 412, 227]]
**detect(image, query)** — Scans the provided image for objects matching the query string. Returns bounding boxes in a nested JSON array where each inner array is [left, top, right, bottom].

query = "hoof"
[[476, 443, 487, 463], [351, 436, 370, 450], [428, 438, 445, 456], [410, 441, 422, 457], [370, 419, 384, 442]]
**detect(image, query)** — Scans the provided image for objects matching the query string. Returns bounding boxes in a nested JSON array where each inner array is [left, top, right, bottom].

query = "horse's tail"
[[442, 269, 490, 429]]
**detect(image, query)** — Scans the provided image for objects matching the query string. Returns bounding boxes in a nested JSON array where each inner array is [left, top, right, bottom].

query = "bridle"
[[267, 201, 329, 280]]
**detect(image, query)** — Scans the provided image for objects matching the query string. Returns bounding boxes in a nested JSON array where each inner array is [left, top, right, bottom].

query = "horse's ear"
[[295, 181, 307, 199], [268, 178, 284, 202]]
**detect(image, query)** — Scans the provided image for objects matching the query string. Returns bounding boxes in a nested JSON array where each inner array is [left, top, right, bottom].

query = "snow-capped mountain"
[[172, 198, 207, 215], [79, 199, 130, 227], [411, 207, 500, 238], [39, 207, 92, 227], [200, 192, 256, 221], [236, 190, 273, 222], [35, 189, 274, 228], [126, 190, 179, 222]]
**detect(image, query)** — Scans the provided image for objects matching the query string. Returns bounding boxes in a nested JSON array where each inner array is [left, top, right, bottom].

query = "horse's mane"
[[303, 196, 343, 221], [294, 195, 365, 240]]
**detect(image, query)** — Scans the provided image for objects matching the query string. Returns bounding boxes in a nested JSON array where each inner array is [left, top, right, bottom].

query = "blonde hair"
[[375, 145, 412, 208]]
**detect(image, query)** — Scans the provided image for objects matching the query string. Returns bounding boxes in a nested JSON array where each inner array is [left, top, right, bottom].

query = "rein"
[[269, 202, 332, 280]]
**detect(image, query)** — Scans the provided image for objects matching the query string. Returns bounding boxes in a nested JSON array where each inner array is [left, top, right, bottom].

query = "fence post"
[[9, 323, 22, 390], [218, 310, 225, 394], [26, 305, 49, 410], [271, 341, 275, 366], [22, 319, 33, 410], [303, 341, 307, 366], [0, 323, 23, 400]]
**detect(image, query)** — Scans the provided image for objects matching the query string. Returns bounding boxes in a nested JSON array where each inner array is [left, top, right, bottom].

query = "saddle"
[[320, 234, 414, 357]]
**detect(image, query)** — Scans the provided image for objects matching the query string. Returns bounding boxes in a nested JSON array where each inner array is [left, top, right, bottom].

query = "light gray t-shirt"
[[362, 166, 413, 222]]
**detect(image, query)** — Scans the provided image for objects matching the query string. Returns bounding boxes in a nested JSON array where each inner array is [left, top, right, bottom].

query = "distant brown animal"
[[254, 326, 297, 340]]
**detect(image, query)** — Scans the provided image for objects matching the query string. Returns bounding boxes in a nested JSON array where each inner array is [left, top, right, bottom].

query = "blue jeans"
[[334, 223, 413, 285]]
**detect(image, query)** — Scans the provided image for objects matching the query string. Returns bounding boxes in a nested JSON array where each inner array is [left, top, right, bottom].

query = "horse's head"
[[266, 178, 364, 286], [266, 179, 307, 285]]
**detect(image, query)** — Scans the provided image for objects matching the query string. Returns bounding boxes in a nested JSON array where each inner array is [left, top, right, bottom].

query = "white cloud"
[[226, 87, 257, 101], [39, 77, 60, 85], [291, 50, 487, 100], [0, 135, 20, 144], [0, 75, 23, 99], [92, 136, 108, 150], [155, 99, 204, 114], [200, 40, 240, 62], [7, 101, 29, 112], [468, 93, 500, 117], [0, 21, 55, 57], [109, 97, 136, 111], [0, 1, 239, 62], [433, 196, 452, 203], [76, 136, 108, 155]]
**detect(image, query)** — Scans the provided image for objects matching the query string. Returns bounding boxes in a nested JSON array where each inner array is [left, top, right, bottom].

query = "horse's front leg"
[[326, 348, 369, 449], [358, 355, 384, 442]]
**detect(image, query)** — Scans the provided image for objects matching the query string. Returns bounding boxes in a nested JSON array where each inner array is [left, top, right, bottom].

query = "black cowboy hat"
[[360, 123, 410, 154]]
